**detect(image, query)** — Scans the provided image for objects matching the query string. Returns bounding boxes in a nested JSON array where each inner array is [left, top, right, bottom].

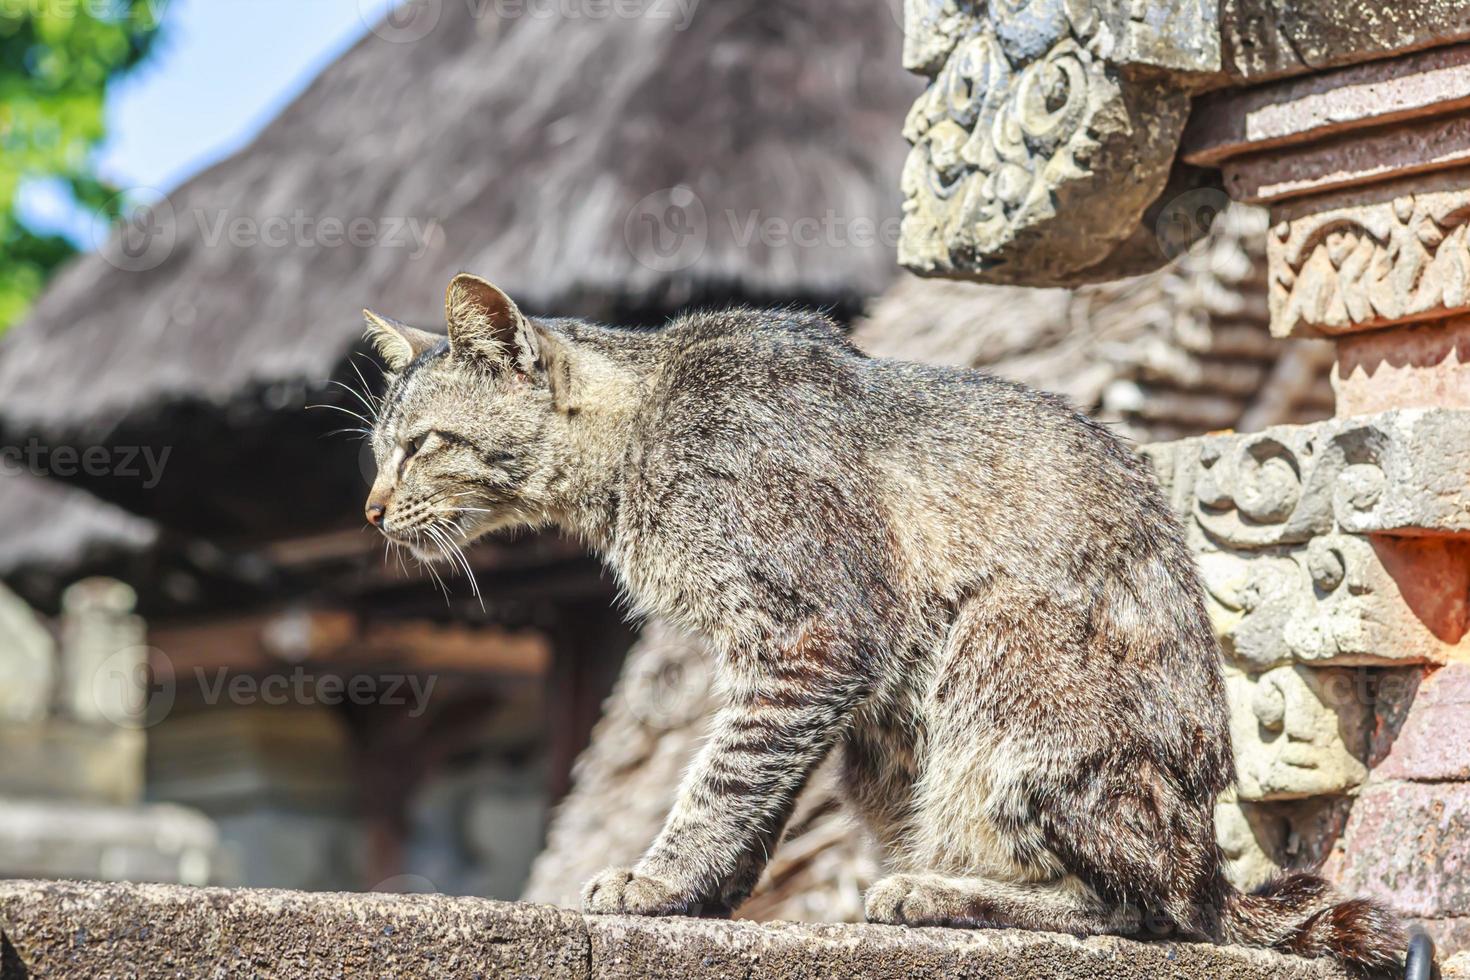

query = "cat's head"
[[361, 274, 573, 561]]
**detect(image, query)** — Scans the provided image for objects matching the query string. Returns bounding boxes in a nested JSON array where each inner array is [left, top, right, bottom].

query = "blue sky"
[[21, 0, 399, 243]]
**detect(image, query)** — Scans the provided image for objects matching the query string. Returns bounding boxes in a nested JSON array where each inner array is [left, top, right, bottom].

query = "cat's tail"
[[1220, 871, 1405, 972]]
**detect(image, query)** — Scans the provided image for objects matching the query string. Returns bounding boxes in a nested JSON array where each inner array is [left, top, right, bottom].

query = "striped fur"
[[362, 275, 1404, 971]]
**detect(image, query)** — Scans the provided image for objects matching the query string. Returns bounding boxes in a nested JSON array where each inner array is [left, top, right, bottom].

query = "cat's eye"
[[398, 431, 430, 477]]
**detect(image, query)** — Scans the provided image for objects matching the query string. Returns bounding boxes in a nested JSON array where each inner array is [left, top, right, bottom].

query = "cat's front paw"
[[582, 867, 701, 916], [865, 873, 976, 927]]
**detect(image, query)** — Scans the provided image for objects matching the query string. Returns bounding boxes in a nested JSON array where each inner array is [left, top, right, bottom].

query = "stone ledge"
[[0, 879, 1359, 979]]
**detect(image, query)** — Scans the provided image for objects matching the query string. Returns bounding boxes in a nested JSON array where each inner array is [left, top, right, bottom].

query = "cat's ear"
[[444, 273, 538, 371], [363, 309, 440, 372], [532, 327, 582, 415]]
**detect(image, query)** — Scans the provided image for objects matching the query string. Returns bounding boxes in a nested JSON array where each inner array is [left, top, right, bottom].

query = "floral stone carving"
[[1143, 409, 1470, 668], [1268, 183, 1470, 337], [899, 0, 1218, 286]]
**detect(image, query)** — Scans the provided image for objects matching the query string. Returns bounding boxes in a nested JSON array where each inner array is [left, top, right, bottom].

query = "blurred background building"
[[3, 0, 1459, 957]]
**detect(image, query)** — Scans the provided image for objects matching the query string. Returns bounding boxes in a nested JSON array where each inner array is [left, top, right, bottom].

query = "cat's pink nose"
[[365, 503, 386, 527]]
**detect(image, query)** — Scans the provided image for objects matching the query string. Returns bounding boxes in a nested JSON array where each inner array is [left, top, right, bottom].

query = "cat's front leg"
[[583, 640, 866, 916]]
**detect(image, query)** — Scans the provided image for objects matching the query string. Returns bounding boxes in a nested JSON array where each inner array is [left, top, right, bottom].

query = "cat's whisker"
[[345, 360, 387, 417], [429, 520, 484, 613], [307, 402, 374, 428], [327, 379, 381, 422]]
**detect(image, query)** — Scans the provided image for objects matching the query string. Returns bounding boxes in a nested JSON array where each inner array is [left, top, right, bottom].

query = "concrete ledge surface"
[[0, 879, 1361, 979]]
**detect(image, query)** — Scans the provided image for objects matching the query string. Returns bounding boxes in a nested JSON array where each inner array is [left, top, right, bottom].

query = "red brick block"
[[1326, 781, 1470, 918], [1376, 665, 1470, 782]]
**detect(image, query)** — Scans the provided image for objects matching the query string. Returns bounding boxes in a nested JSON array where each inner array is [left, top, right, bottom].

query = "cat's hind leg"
[[864, 873, 1137, 935]]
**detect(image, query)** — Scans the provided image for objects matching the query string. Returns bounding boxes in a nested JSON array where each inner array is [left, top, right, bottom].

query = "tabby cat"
[[361, 274, 1403, 971]]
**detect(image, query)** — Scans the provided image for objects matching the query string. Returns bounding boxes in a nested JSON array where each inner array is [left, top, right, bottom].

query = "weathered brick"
[[1326, 781, 1470, 918], [1376, 665, 1470, 781]]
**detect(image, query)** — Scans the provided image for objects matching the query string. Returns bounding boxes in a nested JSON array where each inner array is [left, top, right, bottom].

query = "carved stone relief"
[[1146, 408, 1470, 544], [1143, 408, 1470, 668], [1225, 663, 1371, 800], [1268, 184, 1470, 337], [898, 0, 1217, 286]]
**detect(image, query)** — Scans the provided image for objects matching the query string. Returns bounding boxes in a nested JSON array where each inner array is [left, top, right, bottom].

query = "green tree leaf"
[[0, 0, 162, 333]]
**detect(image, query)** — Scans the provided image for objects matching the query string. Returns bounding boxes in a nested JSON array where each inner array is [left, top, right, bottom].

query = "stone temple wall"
[[901, 0, 1470, 957]]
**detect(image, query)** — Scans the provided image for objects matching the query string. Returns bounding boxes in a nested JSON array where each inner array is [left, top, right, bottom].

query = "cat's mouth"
[[381, 509, 502, 563]]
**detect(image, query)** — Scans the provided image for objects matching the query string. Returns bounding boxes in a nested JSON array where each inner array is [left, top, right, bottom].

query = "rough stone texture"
[[1324, 780, 1470, 921], [1448, 951, 1470, 980], [589, 914, 1345, 980], [898, 0, 1212, 286], [1219, 0, 1470, 81], [1266, 174, 1470, 337], [1374, 664, 1470, 781], [1183, 45, 1470, 165], [1416, 917, 1470, 961], [1148, 409, 1470, 546], [0, 879, 1357, 980], [1216, 796, 1353, 889], [1334, 315, 1470, 416], [0, 880, 589, 980], [1225, 112, 1470, 203], [1225, 664, 1370, 799]]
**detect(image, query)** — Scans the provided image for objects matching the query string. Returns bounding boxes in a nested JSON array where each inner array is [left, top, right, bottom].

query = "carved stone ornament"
[[1268, 181, 1470, 337], [1224, 663, 1370, 801], [1146, 408, 1470, 544], [1143, 409, 1470, 667], [898, 0, 1219, 286]]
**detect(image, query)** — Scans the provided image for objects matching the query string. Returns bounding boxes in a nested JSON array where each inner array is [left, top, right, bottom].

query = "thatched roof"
[[0, 472, 158, 610], [0, 0, 919, 445]]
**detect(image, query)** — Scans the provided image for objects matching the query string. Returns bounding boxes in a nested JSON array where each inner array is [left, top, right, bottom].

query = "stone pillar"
[[1173, 40, 1470, 952], [0, 578, 219, 885], [899, 0, 1470, 956]]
